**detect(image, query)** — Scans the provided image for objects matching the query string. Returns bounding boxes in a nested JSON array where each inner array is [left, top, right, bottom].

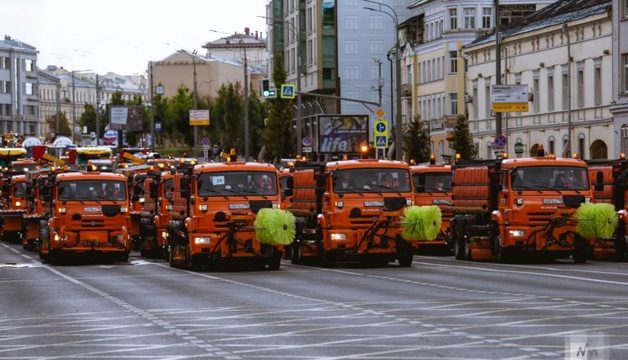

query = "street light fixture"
[[363, 1, 402, 161], [209, 29, 250, 161]]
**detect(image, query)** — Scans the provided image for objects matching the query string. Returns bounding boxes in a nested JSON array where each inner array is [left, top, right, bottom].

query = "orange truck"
[[585, 158, 627, 260], [410, 161, 452, 254], [450, 150, 592, 263], [0, 174, 28, 242], [135, 167, 188, 258], [168, 159, 289, 270], [287, 159, 416, 267], [38, 171, 132, 263], [21, 167, 59, 250]]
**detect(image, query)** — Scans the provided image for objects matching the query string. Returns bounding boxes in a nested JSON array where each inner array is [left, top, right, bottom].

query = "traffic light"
[[262, 79, 276, 98], [262, 79, 269, 93]]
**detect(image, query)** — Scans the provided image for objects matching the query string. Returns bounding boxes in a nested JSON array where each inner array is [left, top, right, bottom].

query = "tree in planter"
[[448, 115, 477, 160], [403, 114, 431, 164]]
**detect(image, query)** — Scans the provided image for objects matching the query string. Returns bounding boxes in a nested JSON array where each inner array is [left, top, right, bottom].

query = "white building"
[[611, 0, 628, 152], [463, 0, 613, 159]]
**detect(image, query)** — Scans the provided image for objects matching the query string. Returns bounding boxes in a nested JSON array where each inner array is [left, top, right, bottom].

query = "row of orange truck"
[[2, 144, 628, 267]]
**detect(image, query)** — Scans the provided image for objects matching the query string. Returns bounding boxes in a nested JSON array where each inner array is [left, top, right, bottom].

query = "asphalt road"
[[1, 242, 627, 359]]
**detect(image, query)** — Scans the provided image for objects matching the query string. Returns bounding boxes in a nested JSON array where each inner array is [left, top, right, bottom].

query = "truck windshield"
[[198, 171, 278, 197], [13, 182, 26, 198], [58, 180, 127, 201], [334, 168, 411, 193], [413, 172, 452, 192], [511, 166, 589, 191]]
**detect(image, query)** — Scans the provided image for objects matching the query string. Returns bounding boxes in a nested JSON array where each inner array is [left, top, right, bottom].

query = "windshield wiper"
[[370, 184, 402, 196]]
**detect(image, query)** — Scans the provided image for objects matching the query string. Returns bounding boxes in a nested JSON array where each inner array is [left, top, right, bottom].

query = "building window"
[[532, 77, 539, 113], [369, 15, 384, 30], [449, 51, 458, 73], [548, 73, 555, 112], [345, 16, 358, 30], [345, 66, 359, 80], [24, 59, 33, 72], [0, 80, 11, 94], [485, 81, 491, 118], [482, 8, 492, 29], [449, 8, 458, 30], [464, 8, 476, 29], [369, 41, 384, 55], [548, 136, 555, 155], [345, 41, 359, 54], [577, 65, 585, 108], [472, 83, 479, 119], [562, 68, 569, 110], [594, 65, 602, 106], [307, 7, 313, 33], [578, 134, 585, 159], [449, 93, 457, 115], [623, 54, 628, 93], [623, 0, 628, 18], [0, 57, 8, 69]]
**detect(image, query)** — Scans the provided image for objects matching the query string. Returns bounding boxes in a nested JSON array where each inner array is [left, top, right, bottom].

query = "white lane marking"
[[413, 260, 628, 287]]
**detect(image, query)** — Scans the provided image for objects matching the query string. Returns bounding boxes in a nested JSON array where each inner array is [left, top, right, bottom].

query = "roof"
[[204, 30, 266, 49], [410, 164, 452, 173], [501, 157, 589, 168], [196, 162, 277, 173], [468, 0, 611, 48], [57, 172, 126, 180], [326, 159, 410, 171], [0, 35, 36, 51]]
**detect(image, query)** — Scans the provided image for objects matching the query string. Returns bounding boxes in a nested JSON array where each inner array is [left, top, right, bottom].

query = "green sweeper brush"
[[576, 203, 618, 239], [254, 208, 297, 246], [401, 205, 442, 241]]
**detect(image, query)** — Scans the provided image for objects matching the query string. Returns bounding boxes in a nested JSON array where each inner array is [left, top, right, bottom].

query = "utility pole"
[[149, 61, 155, 151], [95, 73, 100, 145], [192, 50, 198, 158], [242, 40, 250, 161], [373, 57, 383, 106], [563, 22, 572, 158], [494, 0, 502, 140], [55, 78, 61, 134], [71, 71, 76, 142]]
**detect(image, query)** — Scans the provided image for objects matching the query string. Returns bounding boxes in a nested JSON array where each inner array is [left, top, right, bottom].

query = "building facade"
[[612, 0, 628, 153], [203, 27, 268, 73], [463, 0, 613, 160], [401, 0, 552, 163], [0, 35, 41, 136]]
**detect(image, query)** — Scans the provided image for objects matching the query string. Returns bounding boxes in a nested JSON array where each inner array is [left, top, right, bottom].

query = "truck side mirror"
[[283, 188, 293, 197], [149, 182, 158, 198], [594, 171, 604, 192], [180, 177, 190, 191], [285, 176, 294, 189]]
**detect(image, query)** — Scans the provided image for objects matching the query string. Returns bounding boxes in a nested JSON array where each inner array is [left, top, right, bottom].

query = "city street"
[[1, 243, 628, 359]]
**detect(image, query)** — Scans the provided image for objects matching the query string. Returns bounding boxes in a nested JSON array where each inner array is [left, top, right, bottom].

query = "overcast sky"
[[1, 0, 268, 75]]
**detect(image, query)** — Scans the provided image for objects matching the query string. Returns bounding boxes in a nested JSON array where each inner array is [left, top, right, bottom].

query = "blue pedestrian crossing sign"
[[375, 136, 388, 148], [281, 84, 296, 99]]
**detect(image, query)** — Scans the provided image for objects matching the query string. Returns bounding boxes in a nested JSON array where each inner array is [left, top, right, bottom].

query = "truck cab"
[[410, 162, 452, 253], [288, 159, 416, 267], [168, 160, 286, 270], [38, 171, 132, 263], [451, 152, 592, 263], [0, 174, 28, 242]]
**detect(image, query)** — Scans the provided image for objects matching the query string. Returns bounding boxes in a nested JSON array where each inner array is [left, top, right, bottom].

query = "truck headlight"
[[406, 199, 413, 206], [272, 202, 280, 209], [139, 197, 145, 204], [54, 234, 60, 242], [199, 204, 208, 211], [120, 207, 128, 213], [585, 197, 591, 203], [515, 198, 524, 206], [58, 207, 66, 214], [195, 237, 210, 244], [508, 230, 525, 237], [162, 231, 168, 239], [330, 233, 346, 241], [335, 201, 344, 209], [15, 201, 21, 207]]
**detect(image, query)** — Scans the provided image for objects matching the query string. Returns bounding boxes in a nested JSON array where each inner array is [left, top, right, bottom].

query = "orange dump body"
[[411, 164, 452, 252]]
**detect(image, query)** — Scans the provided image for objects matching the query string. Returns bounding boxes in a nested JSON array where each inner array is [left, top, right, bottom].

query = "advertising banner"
[[318, 115, 369, 154]]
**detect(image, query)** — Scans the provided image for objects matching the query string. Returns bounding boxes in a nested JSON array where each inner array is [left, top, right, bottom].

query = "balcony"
[[401, 84, 411, 97]]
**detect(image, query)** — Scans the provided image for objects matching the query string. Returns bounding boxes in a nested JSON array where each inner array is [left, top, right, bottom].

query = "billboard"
[[318, 115, 369, 154], [110, 105, 144, 131]]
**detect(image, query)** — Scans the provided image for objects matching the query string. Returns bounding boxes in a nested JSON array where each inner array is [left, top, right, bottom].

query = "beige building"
[[401, 0, 552, 163], [463, 0, 613, 160], [611, 0, 628, 152], [149, 50, 263, 102]]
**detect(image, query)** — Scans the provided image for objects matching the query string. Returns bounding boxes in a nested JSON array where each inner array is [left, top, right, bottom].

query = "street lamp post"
[[257, 16, 303, 156], [209, 29, 250, 160], [192, 50, 199, 158], [364, 1, 402, 161]]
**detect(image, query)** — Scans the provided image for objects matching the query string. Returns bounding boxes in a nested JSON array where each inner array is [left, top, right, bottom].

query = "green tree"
[[247, 91, 266, 159], [79, 103, 97, 134], [403, 114, 431, 164], [46, 112, 71, 136], [213, 83, 243, 151], [449, 115, 477, 160], [165, 85, 194, 146], [262, 51, 294, 161]]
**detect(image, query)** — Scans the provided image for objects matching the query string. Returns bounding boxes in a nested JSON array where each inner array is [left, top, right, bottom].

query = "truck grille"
[[526, 211, 554, 225], [81, 219, 106, 228]]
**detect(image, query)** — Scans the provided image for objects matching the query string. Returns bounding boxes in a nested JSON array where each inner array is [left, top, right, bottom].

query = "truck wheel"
[[268, 253, 281, 270], [573, 235, 588, 264], [453, 221, 466, 260], [614, 221, 627, 262], [119, 251, 129, 263], [186, 246, 199, 271], [291, 242, 303, 264], [397, 250, 413, 267]]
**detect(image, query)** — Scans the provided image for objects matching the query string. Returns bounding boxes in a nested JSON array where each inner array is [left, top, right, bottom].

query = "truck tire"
[[38, 222, 50, 262], [452, 220, 466, 260], [268, 252, 281, 270], [291, 241, 303, 264], [614, 221, 627, 262], [186, 245, 200, 271], [397, 250, 413, 267], [573, 234, 588, 264]]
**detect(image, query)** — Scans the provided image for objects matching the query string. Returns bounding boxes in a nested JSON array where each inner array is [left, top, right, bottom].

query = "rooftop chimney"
[[4, 35, 11, 41], [255, 31, 259, 40], [245, 27, 250, 36]]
